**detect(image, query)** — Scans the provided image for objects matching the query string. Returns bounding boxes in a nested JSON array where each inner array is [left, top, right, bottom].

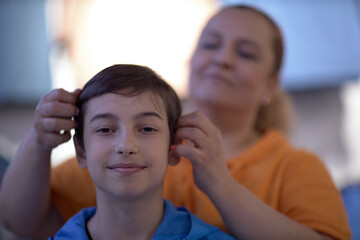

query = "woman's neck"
[[191, 102, 260, 159], [87, 192, 164, 240], [221, 126, 260, 159]]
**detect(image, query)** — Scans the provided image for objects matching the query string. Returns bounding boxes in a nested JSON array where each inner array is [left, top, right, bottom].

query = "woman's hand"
[[172, 111, 233, 195], [0, 88, 79, 238], [33, 88, 81, 150]]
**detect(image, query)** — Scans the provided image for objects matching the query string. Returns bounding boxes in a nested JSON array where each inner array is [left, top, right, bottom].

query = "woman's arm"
[[0, 89, 80, 238], [172, 111, 335, 240], [206, 173, 333, 240]]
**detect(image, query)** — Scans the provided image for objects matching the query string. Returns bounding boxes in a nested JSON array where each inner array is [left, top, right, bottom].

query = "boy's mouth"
[[107, 163, 146, 174]]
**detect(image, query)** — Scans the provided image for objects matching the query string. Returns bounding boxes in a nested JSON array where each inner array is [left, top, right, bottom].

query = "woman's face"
[[189, 8, 279, 114]]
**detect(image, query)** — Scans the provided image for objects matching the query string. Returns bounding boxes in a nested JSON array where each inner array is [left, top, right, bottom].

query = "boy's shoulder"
[[48, 207, 95, 240], [155, 200, 235, 240], [186, 207, 236, 240], [187, 213, 236, 240]]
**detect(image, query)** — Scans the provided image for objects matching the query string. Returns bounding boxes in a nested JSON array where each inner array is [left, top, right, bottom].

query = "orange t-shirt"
[[50, 129, 351, 239]]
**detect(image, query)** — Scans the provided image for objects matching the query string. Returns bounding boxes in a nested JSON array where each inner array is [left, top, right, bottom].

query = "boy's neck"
[[87, 192, 164, 240]]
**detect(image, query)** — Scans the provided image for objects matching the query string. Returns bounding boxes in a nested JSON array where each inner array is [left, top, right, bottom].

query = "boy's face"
[[75, 91, 170, 200]]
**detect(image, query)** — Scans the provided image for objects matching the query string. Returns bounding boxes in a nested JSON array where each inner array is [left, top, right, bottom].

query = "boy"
[[49, 64, 235, 239]]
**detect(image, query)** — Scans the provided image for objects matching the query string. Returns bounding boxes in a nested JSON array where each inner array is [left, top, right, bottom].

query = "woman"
[[0, 5, 350, 240]]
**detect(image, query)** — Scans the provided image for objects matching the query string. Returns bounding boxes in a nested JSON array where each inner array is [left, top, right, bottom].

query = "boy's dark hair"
[[75, 64, 182, 149]]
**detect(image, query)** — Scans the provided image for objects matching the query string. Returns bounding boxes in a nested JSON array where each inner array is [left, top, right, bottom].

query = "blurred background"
[[0, 0, 359, 239]]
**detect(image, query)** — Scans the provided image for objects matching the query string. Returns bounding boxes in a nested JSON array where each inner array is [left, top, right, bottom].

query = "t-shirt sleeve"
[[50, 157, 96, 221], [280, 151, 351, 240]]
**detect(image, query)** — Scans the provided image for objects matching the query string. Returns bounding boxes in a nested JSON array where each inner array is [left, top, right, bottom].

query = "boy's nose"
[[115, 147, 138, 155], [114, 133, 139, 155]]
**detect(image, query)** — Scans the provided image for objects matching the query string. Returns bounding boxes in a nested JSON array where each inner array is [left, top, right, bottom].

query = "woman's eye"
[[201, 42, 219, 50], [238, 50, 256, 60], [237, 47, 258, 60]]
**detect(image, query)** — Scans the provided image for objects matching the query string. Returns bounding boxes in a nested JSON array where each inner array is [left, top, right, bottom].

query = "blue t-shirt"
[[49, 199, 235, 240]]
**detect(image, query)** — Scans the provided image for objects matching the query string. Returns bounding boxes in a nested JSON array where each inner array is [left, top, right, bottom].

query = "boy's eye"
[[141, 127, 157, 133], [96, 128, 114, 134]]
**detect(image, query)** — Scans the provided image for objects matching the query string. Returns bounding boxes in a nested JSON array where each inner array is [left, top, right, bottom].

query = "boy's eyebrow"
[[89, 113, 118, 123], [135, 112, 163, 121], [89, 112, 163, 123]]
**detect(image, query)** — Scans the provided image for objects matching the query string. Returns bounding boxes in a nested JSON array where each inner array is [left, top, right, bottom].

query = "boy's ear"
[[73, 135, 87, 169], [168, 145, 180, 166]]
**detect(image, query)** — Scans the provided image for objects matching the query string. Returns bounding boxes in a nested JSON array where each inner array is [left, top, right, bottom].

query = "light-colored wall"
[[289, 87, 348, 188]]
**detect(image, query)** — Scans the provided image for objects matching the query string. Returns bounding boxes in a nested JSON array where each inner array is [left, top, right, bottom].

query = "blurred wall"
[[0, 0, 51, 105]]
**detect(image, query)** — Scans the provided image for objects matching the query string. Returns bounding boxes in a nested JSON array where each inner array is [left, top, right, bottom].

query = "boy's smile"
[[107, 162, 147, 175], [75, 91, 170, 200]]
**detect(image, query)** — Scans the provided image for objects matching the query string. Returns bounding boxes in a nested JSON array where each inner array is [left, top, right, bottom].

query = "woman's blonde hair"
[[255, 90, 293, 135]]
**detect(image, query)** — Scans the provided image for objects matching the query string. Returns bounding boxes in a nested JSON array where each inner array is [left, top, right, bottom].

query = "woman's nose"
[[214, 45, 234, 69], [114, 132, 139, 155]]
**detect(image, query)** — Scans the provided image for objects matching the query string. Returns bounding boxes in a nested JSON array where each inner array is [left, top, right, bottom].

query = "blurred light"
[[50, 0, 217, 98]]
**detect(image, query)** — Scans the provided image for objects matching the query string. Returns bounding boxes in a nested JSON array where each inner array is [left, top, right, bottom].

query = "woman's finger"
[[36, 118, 77, 133], [38, 101, 78, 118], [177, 111, 221, 139], [41, 88, 80, 104], [36, 131, 72, 148], [172, 144, 204, 166], [174, 126, 209, 149]]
